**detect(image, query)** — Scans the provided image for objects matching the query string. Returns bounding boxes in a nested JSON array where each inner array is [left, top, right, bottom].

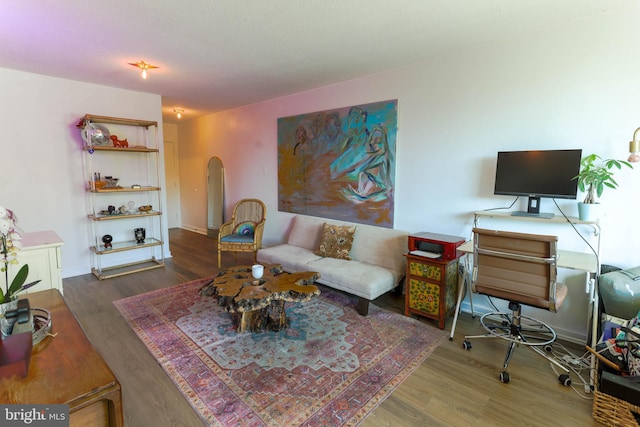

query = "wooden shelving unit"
[[80, 114, 165, 279]]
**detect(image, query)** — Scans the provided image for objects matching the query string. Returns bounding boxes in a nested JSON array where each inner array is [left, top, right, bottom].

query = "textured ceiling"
[[0, 0, 629, 123]]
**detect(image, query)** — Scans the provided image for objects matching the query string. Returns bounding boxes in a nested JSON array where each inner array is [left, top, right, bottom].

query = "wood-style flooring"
[[62, 228, 602, 426]]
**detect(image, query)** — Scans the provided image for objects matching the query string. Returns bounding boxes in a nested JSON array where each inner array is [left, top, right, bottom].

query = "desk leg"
[[450, 258, 470, 341]]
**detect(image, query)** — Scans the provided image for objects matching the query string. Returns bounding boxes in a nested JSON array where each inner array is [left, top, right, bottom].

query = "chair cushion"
[[220, 233, 255, 243], [314, 223, 356, 260], [307, 257, 398, 300], [233, 221, 256, 236], [257, 244, 322, 272], [554, 282, 568, 311]]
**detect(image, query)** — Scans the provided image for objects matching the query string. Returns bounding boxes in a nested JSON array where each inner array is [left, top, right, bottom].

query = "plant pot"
[[577, 202, 601, 221], [0, 299, 19, 338]]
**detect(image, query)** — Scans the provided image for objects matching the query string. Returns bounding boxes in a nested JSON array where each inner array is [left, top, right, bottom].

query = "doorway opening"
[[207, 156, 224, 237]]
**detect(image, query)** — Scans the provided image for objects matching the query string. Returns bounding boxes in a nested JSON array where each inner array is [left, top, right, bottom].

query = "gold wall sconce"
[[628, 126, 640, 163]]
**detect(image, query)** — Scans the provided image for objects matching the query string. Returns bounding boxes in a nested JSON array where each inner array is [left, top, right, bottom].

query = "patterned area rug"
[[114, 277, 447, 426]]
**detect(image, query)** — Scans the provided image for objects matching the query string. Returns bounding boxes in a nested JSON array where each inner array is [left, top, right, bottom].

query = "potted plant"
[[0, 207, 40, 337], [573, 154, 633, 220]]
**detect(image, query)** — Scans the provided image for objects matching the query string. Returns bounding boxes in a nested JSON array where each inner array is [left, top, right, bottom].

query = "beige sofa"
[[257, 215, 408, 315]]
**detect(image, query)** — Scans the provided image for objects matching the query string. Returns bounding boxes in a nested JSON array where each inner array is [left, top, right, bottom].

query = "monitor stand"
[[511, 211, 555, 219], [511, 196, 555, 219]]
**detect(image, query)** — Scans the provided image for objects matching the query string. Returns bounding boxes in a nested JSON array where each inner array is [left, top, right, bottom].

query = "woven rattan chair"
[[217, 199, 266, 268], [462, 227, 570, 384]]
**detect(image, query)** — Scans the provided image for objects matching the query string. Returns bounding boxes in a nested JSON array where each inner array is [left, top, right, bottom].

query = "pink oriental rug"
[[114, 277, 447, 426]]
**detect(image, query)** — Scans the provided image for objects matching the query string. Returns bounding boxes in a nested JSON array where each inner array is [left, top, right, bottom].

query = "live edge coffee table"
[[199, 264, 320, 333]]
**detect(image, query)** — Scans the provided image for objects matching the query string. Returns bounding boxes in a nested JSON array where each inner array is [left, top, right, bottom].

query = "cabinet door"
[[407, 277, 442, 315], [8, 247, 62, 294]]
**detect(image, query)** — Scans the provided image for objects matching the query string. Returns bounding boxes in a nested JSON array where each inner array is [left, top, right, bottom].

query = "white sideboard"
[[10, 231, 64, 295]]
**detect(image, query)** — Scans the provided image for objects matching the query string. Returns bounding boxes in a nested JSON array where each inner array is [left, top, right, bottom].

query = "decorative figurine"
[[134, 228, 146, 244], [102, 234, 113, 249], [110, 135, 129, 148]]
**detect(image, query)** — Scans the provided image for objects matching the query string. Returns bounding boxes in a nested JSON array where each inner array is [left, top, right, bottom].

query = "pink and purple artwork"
[[278, 99, 398, 227]]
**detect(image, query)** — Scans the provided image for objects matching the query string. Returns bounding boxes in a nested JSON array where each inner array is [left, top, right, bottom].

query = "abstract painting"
[[278, 99, 398, 227]]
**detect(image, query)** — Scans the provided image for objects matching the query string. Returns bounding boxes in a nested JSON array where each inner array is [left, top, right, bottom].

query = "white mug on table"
[[252, 264, 264, 279]]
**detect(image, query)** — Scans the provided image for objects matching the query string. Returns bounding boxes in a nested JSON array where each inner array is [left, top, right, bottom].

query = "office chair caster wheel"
[[559, 374, 572, 386], [499, 371, 510, 384], [462, 340, 472, 350]]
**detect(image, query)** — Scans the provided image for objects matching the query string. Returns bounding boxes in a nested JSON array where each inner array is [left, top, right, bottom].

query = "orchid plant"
[[0, 207, 39, 304]]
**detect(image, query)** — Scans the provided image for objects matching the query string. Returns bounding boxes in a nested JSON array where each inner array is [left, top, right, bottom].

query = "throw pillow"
[[233, 221, 256, 236], [314, 223, 356, 260]]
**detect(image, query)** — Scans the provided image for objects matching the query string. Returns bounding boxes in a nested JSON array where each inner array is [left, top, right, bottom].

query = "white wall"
[[176, 4, 640, 341], [0, 68, 168, 278], [163, 123, 182, 229]]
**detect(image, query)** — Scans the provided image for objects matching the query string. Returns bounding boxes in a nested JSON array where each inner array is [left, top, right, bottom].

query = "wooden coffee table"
[[199, 264, 320, 333]]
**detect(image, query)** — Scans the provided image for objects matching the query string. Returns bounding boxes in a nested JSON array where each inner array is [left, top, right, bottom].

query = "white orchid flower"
[[0, 218, 10, 234]]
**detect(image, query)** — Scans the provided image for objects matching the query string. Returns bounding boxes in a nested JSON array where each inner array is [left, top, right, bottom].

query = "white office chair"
[[462, 228, 571, 384]]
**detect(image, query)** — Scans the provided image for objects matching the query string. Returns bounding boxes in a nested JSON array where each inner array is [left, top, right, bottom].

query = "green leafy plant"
[[573, 154, 633, 204], [0, 207, 40, 304]]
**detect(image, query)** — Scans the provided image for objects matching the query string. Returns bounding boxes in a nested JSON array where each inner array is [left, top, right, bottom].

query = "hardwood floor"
[[62, 228, 602, 426]]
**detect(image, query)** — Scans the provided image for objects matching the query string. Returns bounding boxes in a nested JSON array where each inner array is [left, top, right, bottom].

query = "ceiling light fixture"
[[128, 60, 158, 79], [173, 108, 184, 119]]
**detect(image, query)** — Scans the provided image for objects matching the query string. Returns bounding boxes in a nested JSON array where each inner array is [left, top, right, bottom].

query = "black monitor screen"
[[494, 149, 582, 199]]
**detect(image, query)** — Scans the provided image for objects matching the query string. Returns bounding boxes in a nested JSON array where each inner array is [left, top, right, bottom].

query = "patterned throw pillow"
[[314, 223, 356, 260], [233, 221, 256, 236]]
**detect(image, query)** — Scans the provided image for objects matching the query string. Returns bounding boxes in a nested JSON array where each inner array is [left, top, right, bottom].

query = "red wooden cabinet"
[[405, 253, 459, 329]]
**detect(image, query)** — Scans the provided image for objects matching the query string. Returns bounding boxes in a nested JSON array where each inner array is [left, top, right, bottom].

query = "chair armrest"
[[218, 221, 235, 240], [254, 221, 265, 248]]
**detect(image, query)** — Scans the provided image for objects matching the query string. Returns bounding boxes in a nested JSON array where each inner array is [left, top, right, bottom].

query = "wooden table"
[[200, 264, 320, 333], [0, 289, 123, 427]]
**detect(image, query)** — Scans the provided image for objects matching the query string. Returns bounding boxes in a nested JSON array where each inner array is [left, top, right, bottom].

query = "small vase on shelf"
[[577, 202, 601, 222]]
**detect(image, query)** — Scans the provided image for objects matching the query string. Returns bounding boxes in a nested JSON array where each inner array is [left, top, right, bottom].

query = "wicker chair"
[[217, 199, 266, 268]]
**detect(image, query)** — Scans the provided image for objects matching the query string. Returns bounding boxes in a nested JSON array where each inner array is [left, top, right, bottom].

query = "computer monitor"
[[493, 149, 582, 218]]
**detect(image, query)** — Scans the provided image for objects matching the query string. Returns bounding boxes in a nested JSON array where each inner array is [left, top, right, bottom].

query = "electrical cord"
[[474, 197, 520, 227], [550, 362, 592, 400], [547, 341, 594, 399], [552, 199, 600, 269]]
